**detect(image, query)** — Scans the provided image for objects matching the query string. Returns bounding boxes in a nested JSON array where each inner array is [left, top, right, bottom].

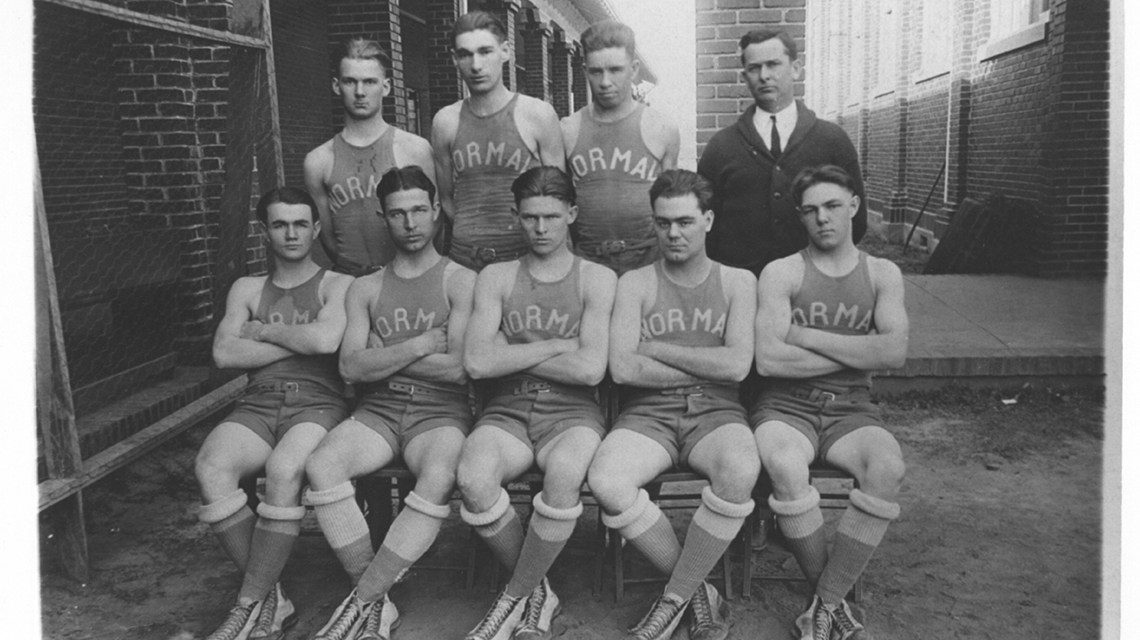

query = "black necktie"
[[770, 115, 782, 157]]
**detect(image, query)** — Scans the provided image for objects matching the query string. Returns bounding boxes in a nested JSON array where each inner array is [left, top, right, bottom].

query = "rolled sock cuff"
[[460, 488, 511, 527], [533, 492, 583, 521], [256, 502, 307, 521], [306, 481, 356, 506], [199, 488, 248, 524], [601, 488, 650, 530], [850, 489, 901, 521], [405, 491, 451, 520], [701, 486, 755, 518], [768, 485, 821, 516]]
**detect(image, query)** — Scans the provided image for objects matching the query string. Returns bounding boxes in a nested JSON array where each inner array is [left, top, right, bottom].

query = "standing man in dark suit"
[[698, 27, 866, 277]]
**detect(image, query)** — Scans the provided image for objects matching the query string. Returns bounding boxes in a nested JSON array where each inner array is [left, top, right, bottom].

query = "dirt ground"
[[38, 384, 1104, 640]]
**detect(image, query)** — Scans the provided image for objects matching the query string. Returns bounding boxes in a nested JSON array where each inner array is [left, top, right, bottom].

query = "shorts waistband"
[[450, 241, 529, 269], [246, 380, 340, 395], [496, 377, 596, 401], [359, 379, 467, 398], [771, 384, 871, 403], [577, 238, 657, 258], [625, 382, 739, 402]]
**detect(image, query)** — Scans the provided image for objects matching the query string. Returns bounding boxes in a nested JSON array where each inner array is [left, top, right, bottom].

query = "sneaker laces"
[[632, 596, 684, 640], [251, 587, 278, 634], [832, 603, 862, 636], [321, 597, 364, 640], [360, 598, 385, 637], [812, 603, 834, 640], [518, 582, 547, 631], [467, 591, 521, 640], [206, 602, 257, 640], [688, 586, 714, 633]]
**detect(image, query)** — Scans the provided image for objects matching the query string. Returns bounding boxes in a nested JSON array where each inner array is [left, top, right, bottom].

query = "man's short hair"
[[377, 165, 438, 212], [649, 169, 714, 213], [581, 20, 636, 58], [337, 37, 391, 75], [453, 11, 508, 44], [256, 187, 317, 225], [511, 166, 576, 207], [791, 165, 858, 207], [738, 28, 798, 63]]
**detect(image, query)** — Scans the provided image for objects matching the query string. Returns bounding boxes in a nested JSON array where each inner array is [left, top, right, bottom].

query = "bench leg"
[[741, 511, 754, 599], [466, 528, 479, 591], [593, 507, 605, 598], [613, 529, 625, 603], [53, 492, 89, 583]]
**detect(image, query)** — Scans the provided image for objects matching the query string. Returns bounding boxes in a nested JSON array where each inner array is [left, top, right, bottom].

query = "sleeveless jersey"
[[569, 104, 662, 247], [369, 257, 462, 393], [451, 94, 538, 257], [500, 256, 584, 345], [790, 250, 877, 390], [325, 128, 398, 272], [642, 261, 730, 349], [248, 269, 342, 392]]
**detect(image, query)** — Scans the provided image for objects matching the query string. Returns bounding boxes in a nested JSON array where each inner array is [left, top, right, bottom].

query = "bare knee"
[[196, 449, 241, 501], [415, 461, 459, 503], [761, 446, 812, 498], [456, 454, 501, 509], [304, 445, 347, 491], [706, 452, 760, 503], [587, 458, 638, 513], [265, 452, 307, 504], [862, 453, 905, 499]]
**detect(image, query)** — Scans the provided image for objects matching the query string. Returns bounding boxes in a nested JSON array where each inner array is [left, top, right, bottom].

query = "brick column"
[[694, 0, 806, 156], [1042, 0, 1109, 275], [570, 41, 587, 112], [520, 7, 551, 102], [938, 0, 975, 243], [549, 26, 572, 117], [427, 0, 463, 114], [885, 1, 911, 233], [326, 0, 408, 131], [480, 0, 521, 91]]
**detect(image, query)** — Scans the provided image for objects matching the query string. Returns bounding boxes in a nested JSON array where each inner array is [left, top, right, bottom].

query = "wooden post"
[[35, 145, 89, 582]]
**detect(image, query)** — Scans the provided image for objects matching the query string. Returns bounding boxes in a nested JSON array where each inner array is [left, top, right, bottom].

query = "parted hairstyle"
[[511, 166, 576, 207], [453, 11, 508, 44], [255, 187, 317, 225], [338, 37, 391, 75], [377, 165, 438, 212], [738, 28, 798, 63], [581, 20, 637, 57], [791, 165, 858, 207], [648, 169, 714, 213]]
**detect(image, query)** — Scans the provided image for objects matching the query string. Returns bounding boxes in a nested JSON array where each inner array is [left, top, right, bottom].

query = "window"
[[983, 0, 1049, 60], [918, 0, 951, 80]]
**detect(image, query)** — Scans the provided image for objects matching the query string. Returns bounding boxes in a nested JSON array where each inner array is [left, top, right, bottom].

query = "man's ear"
[[703, 209, 715, 232], [332, 77, 342, 96], [849, 194, 861, 218], [792, 57, 804, 81], [567, 205, 579, 225], [381, 76, 392, 97], [312, 218, 321, 238]]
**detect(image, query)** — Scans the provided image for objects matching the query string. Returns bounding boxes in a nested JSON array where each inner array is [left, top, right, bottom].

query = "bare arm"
[[643, 107, 680, 171], [524, 99, 567, 171], [463, 264, 576, 380], [608, 269, 703, 388], [430, 107, 459, 223], [394, 132, 438, 191], [212, 277, 294, 370], [400, 265, 476, 384], [560, 113, 580, 161], [786, 258, 909, 371], [524, 263, 616, 386], [338, 276, 444, 384], [754, 258, 847, 378], [303, 143, 341, 263], [638, 267, 756, 382], [249, 272, 352, 355]]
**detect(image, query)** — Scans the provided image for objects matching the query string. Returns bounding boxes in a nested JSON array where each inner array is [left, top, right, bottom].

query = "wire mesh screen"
[[34, 0, 256, 416]]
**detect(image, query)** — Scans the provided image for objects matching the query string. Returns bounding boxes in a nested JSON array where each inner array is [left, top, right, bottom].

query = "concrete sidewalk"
[[878, 274, 1106, 388]]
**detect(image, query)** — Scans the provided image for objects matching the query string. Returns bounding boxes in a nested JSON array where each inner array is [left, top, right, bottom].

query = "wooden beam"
[[39, 376, 247, 510], [257, 0, 285, 190], [35, 144, 89, 582], [40, 0, 269, 49]]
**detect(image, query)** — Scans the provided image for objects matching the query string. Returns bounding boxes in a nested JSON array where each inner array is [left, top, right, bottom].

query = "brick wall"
[[270, 0, 333, 185], [695, 0, 806, 157]]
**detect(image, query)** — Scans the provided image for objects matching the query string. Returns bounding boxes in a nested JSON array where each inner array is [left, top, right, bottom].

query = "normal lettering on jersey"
[[266, 300, 313, 325], [502, 305, 581, 339], [791, 302, 873, 332], [327, 174, 381, 213], [374, 308, 438, 339], [452, 141, 534, 174], [642, 307, 726, 339], [570, 146, 660, 182]]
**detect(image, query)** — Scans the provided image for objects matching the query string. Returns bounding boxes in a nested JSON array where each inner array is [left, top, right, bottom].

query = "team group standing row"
[[195, 13, 908, 640]]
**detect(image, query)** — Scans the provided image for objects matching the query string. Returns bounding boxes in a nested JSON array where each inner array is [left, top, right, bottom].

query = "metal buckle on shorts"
[[388, 381, 422, 395], [661, 385, 704, 397], [514, 380, 551, 394], [600, 240, 627, 256], [249, 381, 300, 394], [476, 247, 499, 264], [791, 387, 836, 402]]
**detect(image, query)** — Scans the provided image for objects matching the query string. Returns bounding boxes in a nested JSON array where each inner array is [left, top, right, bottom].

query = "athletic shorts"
[[226, 380, 348, 447], [612, 384, 747, 467], [750, 384, 882, 460], [475, 376, 606, 454], [574, 239, 659, 276], [350, 380, 474, 454]]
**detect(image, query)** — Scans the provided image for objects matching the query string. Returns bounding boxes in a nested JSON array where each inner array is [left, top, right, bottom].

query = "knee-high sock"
[[237, 502, 306, 602], [505, 493, 583, 598], [770, 486, 828, 588], [663, 487, 753, 601], [602, 489, 681, 576], [200, 489, 256, 572], [309, 482, 376, 584], [816, 489, 900, 605], [462, 489, 524, 573], [357, 491, 451, 602]]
